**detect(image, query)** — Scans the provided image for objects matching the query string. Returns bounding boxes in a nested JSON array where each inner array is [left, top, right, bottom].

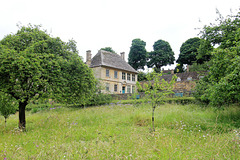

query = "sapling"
[[137, 71, 176, 132], [0, 92, 17, 127]]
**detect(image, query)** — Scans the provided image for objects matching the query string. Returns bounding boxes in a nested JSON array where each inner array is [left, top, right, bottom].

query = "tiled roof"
[[90, 50, 138, 73]]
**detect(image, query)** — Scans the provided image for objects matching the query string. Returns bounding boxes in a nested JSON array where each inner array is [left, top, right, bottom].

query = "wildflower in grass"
[[36, 145, 39, 147]]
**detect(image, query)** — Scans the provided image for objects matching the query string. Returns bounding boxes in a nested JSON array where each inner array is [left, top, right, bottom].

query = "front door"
[[122, 86, 125, 94]]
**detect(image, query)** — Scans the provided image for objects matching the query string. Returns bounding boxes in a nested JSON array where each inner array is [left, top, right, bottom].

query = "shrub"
[[0, 92, 17, 127], [86, 93, 113, 106]]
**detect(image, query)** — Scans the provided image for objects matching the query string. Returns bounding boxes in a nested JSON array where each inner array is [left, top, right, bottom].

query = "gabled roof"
[[90, 50, 138, 73]]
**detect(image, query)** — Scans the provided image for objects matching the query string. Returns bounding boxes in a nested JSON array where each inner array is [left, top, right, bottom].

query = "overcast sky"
[[1, 0, 239, 69]]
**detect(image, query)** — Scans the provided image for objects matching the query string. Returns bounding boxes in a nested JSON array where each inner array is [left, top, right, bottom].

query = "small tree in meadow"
[[0, 92, 17, 127], [137, 71, 176, 132]]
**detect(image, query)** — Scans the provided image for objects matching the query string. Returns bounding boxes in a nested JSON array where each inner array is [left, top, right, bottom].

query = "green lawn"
[[0, 104, 239, 159]]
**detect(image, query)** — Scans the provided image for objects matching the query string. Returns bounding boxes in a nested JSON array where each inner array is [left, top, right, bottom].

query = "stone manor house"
[[85, 50, 138, 94]]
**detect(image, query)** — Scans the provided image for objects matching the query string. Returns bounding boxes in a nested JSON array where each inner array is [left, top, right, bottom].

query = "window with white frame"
[[127, 85, 131, 93], [122, 72, 126, 80], [127, 73, 130, 81], [106, 69, 110, 77], [114, 71, 118, 79], [132, 74, 135, 81], [106, 83, 110, 91], [132, 86, 135, 93], [114, 84, 117, 92]]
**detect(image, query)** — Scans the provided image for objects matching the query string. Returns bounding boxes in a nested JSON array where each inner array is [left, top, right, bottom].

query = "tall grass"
[[0, 104, 239, 159]]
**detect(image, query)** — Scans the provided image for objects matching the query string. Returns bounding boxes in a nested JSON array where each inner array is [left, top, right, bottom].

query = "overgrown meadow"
[[0, 103, 239, 159]]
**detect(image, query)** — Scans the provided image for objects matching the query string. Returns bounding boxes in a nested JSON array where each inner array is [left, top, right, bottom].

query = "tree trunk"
[[4, 117, 7, 128], [152, 106, 156, 132], [19, 100, 28, 130]]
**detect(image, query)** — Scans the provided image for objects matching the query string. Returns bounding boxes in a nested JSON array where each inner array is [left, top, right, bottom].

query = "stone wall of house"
[[92, 66, 137, 94], [173, 81, 196, 92]]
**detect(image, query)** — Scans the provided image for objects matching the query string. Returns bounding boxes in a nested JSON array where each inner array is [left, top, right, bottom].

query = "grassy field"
[[0, 103, 239, 159]]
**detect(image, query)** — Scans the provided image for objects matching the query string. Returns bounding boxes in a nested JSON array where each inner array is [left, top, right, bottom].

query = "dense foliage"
[[128, 38, 147, 70], [195, 10, 240, 106], [177, 37, 201, 65], [197, 9, 240, 64], [147, 40, 175, 73], [0, 25, 96, 129]]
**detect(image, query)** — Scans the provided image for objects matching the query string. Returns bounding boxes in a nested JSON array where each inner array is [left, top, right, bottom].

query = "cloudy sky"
[[0, 0, 239, 69]]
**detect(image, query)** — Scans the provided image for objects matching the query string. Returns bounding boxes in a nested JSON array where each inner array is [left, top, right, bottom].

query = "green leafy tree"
[[0, 24, 96, 129], [0, 92, 17, 127], [197, 9, 240, 63], [197, 40, 213, 64], [195, 11, 240, 106], [177, 37, 201, 65], [100, 47, 116, 53], [147, 40, 175, 73], [137, 71, 176, 132], [128, 38, 147, 70]]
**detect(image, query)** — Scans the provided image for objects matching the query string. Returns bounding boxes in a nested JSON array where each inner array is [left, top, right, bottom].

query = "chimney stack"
[[86, 50, 92, 66], [120, 52, 125, 61]]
